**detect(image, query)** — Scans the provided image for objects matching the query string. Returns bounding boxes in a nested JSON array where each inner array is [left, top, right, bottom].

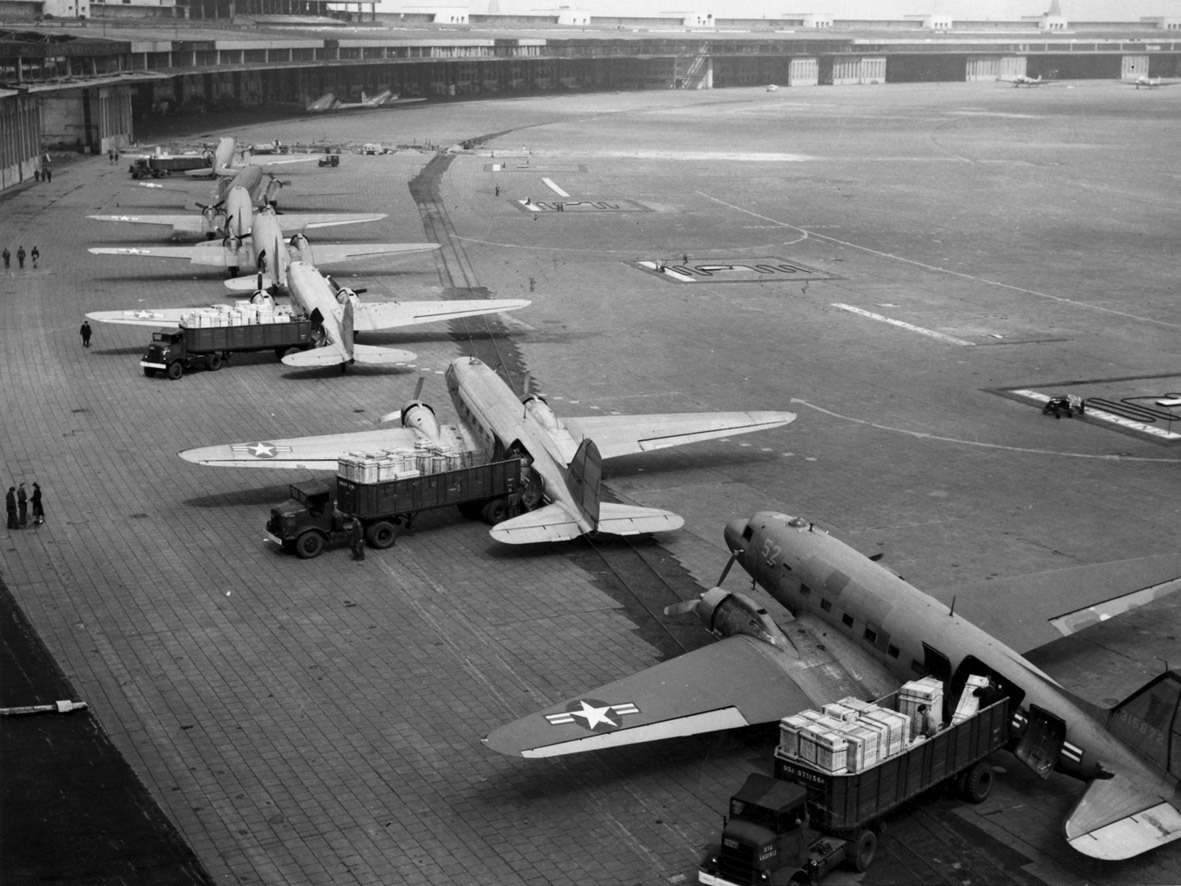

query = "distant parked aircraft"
[[305, 91, 425, 112]]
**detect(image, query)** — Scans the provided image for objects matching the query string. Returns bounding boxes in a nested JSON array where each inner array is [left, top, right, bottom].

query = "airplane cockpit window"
[[742, 525, 754, 541]]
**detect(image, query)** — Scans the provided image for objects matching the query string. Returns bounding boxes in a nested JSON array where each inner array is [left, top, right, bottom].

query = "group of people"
[[5, 482, 45, 530], [34, 152, 53, 183], [2, 246, 39, 270]]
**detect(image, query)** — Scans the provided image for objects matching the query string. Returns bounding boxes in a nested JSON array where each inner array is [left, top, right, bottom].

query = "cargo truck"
[[698, 691, 1009, 886], [266, 457, 526, 558], [141, 319, 315, 379], [128, 155, 212, 179]]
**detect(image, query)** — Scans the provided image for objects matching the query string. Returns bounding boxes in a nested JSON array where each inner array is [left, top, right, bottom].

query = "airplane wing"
[[87, 308, 203, 327], [271, 212, 388, 231], [178, 427, 422, 469], [485, 633, 848, 758], [297, 243, 440, 266], [88, 245, 227, 267], [1065, 774, 1181, 859], [352, 298, 530, 332], [930, 552, 1181, 655], [88, 214, 208, 236], [563, 411, 796, 460]]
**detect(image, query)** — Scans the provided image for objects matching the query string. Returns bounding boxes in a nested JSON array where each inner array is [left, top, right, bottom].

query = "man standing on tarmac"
[[350, 518, 366, 561]]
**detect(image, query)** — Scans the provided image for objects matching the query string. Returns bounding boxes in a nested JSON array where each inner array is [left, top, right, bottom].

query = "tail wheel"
[[366, 521, 397, 549], [482, 498, 508, 525], [850, 828, 877, 873], [295, 532, 325, 559], [961, 761, 994, 804]]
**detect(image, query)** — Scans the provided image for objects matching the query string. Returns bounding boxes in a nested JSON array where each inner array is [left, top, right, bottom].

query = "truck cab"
[[266, 480, 351, 559], [700, 774, 814, 886], [141, 329, 187, 378]]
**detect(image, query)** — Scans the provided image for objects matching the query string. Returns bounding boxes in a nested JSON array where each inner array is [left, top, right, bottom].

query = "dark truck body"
[[141, 320, 315, 379], [128, 155, 212, 178], [266, 457, 525, 558], [699, 693, 1010, 886]]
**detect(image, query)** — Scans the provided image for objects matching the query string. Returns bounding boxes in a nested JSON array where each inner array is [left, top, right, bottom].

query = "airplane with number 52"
[[484, 510, 1181, 859], [178, 357, 795, 542]]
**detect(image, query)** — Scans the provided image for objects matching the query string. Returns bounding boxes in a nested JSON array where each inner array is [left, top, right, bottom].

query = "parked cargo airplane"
[[1004, 74, 1046, 87], [178, 357, 795, 543], [182, 136, 317, 178], [485, 510, 1181, 860], [1132, 76, 1179, 89], [93, 170, 367, 240], [305, 90, 422, 112], [87, 186, 432, 281]]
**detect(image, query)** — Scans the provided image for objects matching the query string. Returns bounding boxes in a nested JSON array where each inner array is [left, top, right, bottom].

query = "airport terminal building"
[[2, 2, 1181, 188]]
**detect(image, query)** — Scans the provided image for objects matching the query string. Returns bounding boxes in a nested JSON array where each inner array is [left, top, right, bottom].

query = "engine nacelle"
[[695, 587, 786, 646], [522, 394, 560, 431], [401, 401, 445, 445], [223, 236, 242, 252], [250, 291, 276, 308]]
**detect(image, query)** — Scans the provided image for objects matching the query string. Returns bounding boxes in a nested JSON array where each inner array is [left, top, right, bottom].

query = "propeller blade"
[[412, 376, 425, 401], [663, 598, 701, 617], [716, 552, 739, 587], [377, 410, 401, 424], [522, 371, 532, 396]]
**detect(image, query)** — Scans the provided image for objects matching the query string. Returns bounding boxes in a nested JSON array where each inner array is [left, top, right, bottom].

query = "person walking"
[[350, 518, 366, 561], [5, 487, 17, 530], [16, 483, 28, 528], [16, 246, 25, 269], [31, 482, 44, 525], [44, 166, 52, 183], [80, 320, 92, 348], [2, 247, 9, 269], [30, 246, 39, 269]]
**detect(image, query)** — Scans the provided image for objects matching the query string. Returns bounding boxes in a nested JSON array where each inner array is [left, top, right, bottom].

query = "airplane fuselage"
[[727, 512, 1174, 830]]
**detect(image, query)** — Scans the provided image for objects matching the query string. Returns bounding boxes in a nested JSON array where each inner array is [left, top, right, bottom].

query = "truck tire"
[[482, 497, 508, 525], [961, 761, 994, 804], [167, 361, 184, 380], [143, 368, 156, 377], [366, 521, 397, 549], [295, 532, 325, 559], [850, 828, 876, 873], [207, 353, 222, 372], [457, 500, 484, 521]]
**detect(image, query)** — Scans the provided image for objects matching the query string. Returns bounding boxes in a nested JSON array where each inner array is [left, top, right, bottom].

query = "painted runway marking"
[[832, 303, 974, 346], [1009, 389, 1181, 442], [517, 198, 648, 213], [635, 258, 836, 284], [700, 193, 1181, 333], [791, 398, 1181, 462], [542, 177, 570, 198]]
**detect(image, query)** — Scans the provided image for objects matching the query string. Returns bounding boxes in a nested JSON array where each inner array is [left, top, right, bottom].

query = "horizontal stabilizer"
[[352, 344, 416, 365], [280, 344, 415, 368], [489, 503, 585, 544], [596, 502, 684, 537], [1067, 776, 1181, 860], [225, 275, 275, 292]]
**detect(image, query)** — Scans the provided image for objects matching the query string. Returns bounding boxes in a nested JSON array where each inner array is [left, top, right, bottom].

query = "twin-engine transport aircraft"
[[178, 357, 795, 543], [87, 187, 431, 282], [93, 169, 359, 240], [1004, 74, 1046, 87], [305, 90, 426, 112], [485, 511, 1181, 860], [182, 137, 317, 178]]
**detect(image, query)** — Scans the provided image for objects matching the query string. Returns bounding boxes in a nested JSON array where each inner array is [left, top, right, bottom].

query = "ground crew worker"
[[16, 246, 25, 269], [5, 487, 17, 530], [16, 483, 27, 527], [80, 320, 92, 348], [30, 246, 39, 269], [350, 518, 366, 561], [2, 247, 9, 269], [31, 482, 44, 525]]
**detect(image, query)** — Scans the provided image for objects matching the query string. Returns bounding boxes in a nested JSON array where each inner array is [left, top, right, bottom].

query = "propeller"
[[378, 376, 425, 424]]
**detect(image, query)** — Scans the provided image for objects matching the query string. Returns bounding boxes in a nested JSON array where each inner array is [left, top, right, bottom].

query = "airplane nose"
[[724, 518, 747, 554]]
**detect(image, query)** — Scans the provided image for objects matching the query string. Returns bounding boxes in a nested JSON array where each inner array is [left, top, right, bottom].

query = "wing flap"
[[564, 411, 796, 459], [87, 214, 204, 235], [353, 298, 530, 332], [596, 502, 683, 537], [299, 243, 439, 266]]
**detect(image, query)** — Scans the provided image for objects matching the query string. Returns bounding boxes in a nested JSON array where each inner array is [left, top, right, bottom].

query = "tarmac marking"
[[832, 303, 974, 346], [791, 398, 1181, 462], [1009, 389, 1181, 442], [700, 193, 1181, 333], [542, 177, 570, 197]]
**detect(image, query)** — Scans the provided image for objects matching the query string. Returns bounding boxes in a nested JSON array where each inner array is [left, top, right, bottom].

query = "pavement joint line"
[[831, 303, 974, 346]]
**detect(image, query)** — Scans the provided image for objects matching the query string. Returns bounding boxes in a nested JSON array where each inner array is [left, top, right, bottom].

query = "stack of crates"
[[338, 448, 422, 483], [777, 695, 913, 774], [181, 302, 295, 328], [899, 676, 944, 737]]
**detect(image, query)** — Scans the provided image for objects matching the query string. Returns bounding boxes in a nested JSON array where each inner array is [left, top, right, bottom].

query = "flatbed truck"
[[128, 155, 212, 179], [698, 692, 1009, 886], [266, 457, 526, 558], [141, 319, 315, 379]]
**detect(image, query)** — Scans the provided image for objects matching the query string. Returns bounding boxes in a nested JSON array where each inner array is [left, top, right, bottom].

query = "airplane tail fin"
[[565, 438, 603, 525], [1107, 670, 1181, 778]]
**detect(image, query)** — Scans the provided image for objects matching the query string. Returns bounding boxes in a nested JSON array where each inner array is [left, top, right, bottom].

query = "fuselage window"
[[800, 583, 811, 596], [841, 613, 854, 628], [887, 644, 900, 659], [864, 627, 877, 644], [820, 598, 832, 612]]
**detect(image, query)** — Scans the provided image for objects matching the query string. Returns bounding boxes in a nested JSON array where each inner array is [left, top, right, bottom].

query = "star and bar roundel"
[[230, 442, 293, 459], [544, 698, 640, 733]]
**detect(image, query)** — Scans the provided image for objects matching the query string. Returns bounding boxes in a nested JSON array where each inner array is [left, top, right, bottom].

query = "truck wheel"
[[482, 497, 508, 525], [207, 353, 222, 372], [457, 500, 484, 521], [961, 761, 994, 804], [366, 521, 397, 549], [167, 361, 183, 380], [850, 828, 876, 872], [295, 532, 325, 559], [143, 368, 156, 378]]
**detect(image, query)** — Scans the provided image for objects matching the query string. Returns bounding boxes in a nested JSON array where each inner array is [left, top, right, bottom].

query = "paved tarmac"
[[2, 81, 1181, 885]]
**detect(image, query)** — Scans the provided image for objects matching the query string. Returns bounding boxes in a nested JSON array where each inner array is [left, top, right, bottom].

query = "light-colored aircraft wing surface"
[[280, 344, 416, 368], [484, 634, 827, 758], [1065, 775, 1181, 859], [595, 502, 683, 537], [298, 243, 440, 266], [930, 552, 1181, 655], [88, 214, 207, 235], [272, 212, 388, 231], [563, 411, 796, 459], [179, 427, 422, 469], [88, 245, 226, 266], [353, 298, 530, 332], [87, 308, 201, 327], [489, 502, 585, 544]]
